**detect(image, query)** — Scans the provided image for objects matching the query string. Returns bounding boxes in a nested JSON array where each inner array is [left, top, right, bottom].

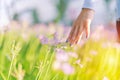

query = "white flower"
[[103, 76, 109, 80], [52, 61, 62, 70]]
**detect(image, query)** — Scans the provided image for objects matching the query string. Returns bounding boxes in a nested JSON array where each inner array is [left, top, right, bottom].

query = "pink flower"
[[68, 52, 78, 58], [112, 43, 120, 49], [74, 60, 84, 68], [74, 59, 81, 64], [90, 50, 98, 56], [55, 49, 69, 62], [61, 63, 75, 75], [102, 42, 112, 48], [86, 57, 92, 62]]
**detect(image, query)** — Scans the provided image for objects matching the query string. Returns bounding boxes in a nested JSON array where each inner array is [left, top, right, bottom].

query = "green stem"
[[43, 52, 54, 80], [38, 50, 50, 80], [7, 55, 15, 80], [0, 71, 6, 80], [51, 73, 59, 80], [35, 70, 41, 80], [35, 47, 50, 80], [63, 75, 68, 80]]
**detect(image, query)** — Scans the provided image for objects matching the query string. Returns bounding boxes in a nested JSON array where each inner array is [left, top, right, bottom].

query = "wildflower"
[[68, 52, 78, 58], [55, 49, 69, 62], [90, 50, 97, 56], [74, 60, 83, 68], [79, 64, 84, 68], [112, 42, 120, 49], [103, 76, 109, 80], [53, 32, 59, 44], [39, 35, 49, 44], [61, 63, 74, 75], [54, 49, 76, 74], [49, 32, 60, 45], [102, 42, 112, 48], [74, 59, 81, 64], [86, 57, 92, 62], [52, 61, 62, 70]]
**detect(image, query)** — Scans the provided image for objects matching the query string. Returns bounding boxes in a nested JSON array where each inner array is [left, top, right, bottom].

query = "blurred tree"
[[32, 9, 40, 24], [54, 0, 70, 23], [13, 14, 19, 20], [105, 0, 112, 3], [105, 0, 112, 9]]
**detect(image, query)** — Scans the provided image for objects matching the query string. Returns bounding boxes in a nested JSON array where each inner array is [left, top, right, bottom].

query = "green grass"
[[0, 28, 120, 80]]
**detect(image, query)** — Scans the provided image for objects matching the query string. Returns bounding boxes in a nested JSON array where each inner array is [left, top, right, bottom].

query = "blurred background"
[[0, 1, 120, 80], [0, 0, 116, 27]]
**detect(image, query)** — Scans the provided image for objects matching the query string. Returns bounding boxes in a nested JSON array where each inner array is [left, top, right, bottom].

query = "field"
[[0, 21, 120, 80]]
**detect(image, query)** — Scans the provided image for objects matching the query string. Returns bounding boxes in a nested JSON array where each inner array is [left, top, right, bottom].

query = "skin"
[[67, 8, 95, 45]]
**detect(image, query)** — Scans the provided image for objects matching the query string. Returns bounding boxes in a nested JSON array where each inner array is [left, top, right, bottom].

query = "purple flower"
[[53, 32, 60, 44], [39, 35, 49, 44], [49, 32, 60, 45]]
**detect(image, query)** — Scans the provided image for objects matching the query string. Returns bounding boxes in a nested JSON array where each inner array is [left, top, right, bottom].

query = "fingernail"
[[86, 35, 89, 39]]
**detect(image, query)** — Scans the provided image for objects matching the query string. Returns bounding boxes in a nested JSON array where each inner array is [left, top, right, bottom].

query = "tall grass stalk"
[[63, 75, 68, 80], [35, 47, 51, 80], [51, 73, 59, 80], [7, 41, 21, 80], [35, 62, 43, 80], [7, 55, 15, 80], [0, 71, 6, 80], [43, 51, 54, 80], [7, 41, 16, 80], [38, 47, 51, 80]]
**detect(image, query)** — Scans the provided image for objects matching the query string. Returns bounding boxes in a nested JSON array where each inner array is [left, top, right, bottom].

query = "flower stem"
[[0, 71, 6, 80], [7, 55, 15, 80]]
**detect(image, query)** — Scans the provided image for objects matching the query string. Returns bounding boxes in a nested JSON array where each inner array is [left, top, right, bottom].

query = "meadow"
[[0, 21, 120, 80]]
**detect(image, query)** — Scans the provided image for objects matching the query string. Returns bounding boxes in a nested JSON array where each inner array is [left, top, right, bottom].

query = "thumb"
[[85, 20, 91, 38]]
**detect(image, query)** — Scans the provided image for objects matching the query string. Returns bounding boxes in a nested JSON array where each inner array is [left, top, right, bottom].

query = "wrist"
[[81, 8, 95, 20]]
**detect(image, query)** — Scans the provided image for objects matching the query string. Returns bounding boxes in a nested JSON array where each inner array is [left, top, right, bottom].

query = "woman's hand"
[[67, 8, 94, 45]]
